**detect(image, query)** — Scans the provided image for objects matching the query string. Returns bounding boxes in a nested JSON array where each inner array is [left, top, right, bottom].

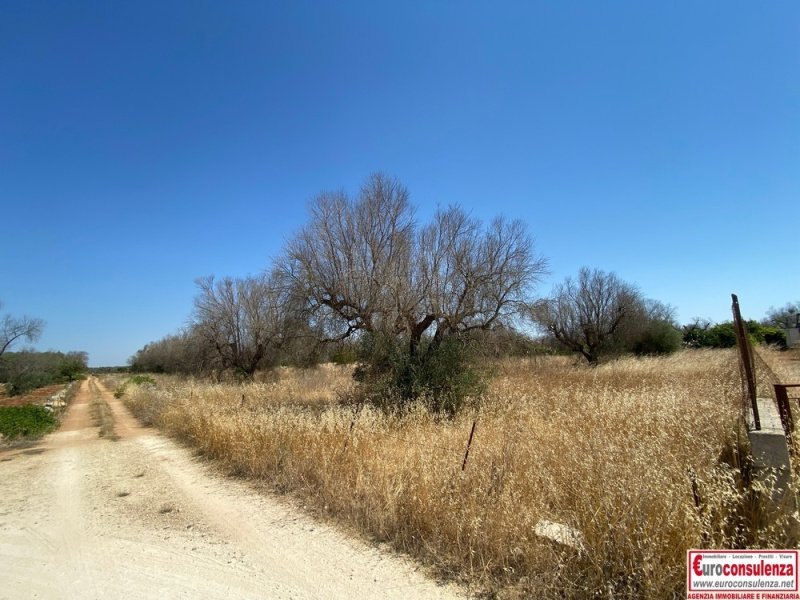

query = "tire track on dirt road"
[[0, 377, 469, 600]]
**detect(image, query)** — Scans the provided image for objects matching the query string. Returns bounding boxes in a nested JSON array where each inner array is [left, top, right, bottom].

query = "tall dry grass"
[[121, 350, 796, 599], [755, 345, 800, 388]]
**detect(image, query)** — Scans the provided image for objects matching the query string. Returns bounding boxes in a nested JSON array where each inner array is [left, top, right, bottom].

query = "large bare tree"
[[531, 267, 643, 364], [284, 173, 547, 359], [0, 302, 44, 358], [193, 272, 298, 377]]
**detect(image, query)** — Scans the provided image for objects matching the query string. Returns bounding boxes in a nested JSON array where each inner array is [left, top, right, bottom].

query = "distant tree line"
[[681, 319, 787, 349], [0, 350, 89, 396], [0, 301, 89, 396]]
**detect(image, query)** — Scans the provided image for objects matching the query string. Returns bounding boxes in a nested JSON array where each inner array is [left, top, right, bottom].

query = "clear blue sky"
[[1, 1, 797, 366]]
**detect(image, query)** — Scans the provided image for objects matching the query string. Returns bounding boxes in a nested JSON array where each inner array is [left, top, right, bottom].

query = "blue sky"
[[1, 1, 798, 366]]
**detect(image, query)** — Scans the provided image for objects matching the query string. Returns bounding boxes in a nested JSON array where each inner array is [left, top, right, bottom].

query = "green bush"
[[354, 332, 485, 416], [682, 321, 787, 349], [632, 321, 683, 356], [114, 374, 158, 398], [0, 405, 58, 440], [6, 372, 56, 396], [329, 346, 359, 365]]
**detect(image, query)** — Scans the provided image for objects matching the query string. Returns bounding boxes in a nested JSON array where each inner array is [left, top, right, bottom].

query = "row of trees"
[[132, 174, 551, 410], [681, 319, 788, 349], [0, 351, 89, 395], [133, 174, 547, 377], [130, 173, 793, 411], [0, 302, 89, 395]]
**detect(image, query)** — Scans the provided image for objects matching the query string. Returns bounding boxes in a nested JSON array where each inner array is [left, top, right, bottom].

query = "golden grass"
[[120, 350, 797, 599], [755, 345, 800, 387]]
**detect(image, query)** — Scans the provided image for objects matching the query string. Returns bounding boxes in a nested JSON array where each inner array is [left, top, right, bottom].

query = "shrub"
[[353, 332, 485, 415], [128, 374, 157, 386], [114, 374, 158, 398], [632, 321, 683, 356], [0, 405, 57, 440], [683, 321, 787, 349]]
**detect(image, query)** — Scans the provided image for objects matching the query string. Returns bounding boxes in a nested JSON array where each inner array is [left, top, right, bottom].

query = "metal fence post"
[[732, 294, 760, 430]]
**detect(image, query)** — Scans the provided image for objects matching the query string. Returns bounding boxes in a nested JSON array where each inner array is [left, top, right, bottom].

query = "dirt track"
[[0, 378, 467, 600]]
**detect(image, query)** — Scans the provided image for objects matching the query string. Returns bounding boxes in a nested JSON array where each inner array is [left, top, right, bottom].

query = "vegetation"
[[763, 300, 800, 330], [118, 350, 796, 599], [352, 332, 485, 415], [131, 174, 548, 412], [113, 374, 156, 399], [531, 267, 681, 364], [88, 378, 117, 440], [0, 350, 89, 395], [0, 301, 44, 358], [682, 319, 787, 349], [117, 175, 800, 596], [0, 404, 58, 440]]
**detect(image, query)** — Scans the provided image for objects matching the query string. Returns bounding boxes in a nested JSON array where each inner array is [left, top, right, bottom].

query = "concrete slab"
[[748, 397, 794, 507]]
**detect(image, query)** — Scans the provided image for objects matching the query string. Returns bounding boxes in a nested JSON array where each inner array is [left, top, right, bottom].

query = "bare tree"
[[192, 272, 298, 377], [763, 301, 800, 329], [129, 329, 215, 375], [0, 302, 44, 358], [531, 268, 643, 364], [284, 173, 547, 360]]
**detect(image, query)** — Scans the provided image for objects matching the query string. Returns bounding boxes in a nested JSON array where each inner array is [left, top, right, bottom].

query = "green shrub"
[[0, 405, 58, 440], [6, 372, 55, 396], [128, 374, 156, 386], [683, 321, 787, 349], [757, 326, 787, 348], [632, 321, 683, 356], [329, 346, 359, 365], [114, 374, 157, 399], [354, 332, 485, 416]]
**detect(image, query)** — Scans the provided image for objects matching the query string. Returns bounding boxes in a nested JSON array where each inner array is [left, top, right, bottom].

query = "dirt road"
[[0, 378, 467, 600]]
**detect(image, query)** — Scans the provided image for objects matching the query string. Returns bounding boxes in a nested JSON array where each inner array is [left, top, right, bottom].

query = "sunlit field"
[[111, 350, 797, 599]]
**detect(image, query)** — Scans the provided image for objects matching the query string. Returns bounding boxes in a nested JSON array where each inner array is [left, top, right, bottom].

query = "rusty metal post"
[[343, 420, 355, 451], [461, 420, 477, 471], [774, 384, 799, 457], [732, 294, 760, 430]]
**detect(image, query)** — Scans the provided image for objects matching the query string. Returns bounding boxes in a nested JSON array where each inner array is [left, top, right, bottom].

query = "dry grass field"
[[112, 350, 798, 599]]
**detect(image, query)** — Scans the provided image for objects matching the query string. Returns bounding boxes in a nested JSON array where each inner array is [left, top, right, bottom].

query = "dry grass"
[[88, 379, 117, 440], [755, 345, 800, 387], [121, 350, 797, 599]]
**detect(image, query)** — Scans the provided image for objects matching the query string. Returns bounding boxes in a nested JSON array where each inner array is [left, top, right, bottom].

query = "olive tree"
[[531, 267, 671, 364], [283, 173, 547, 408], [1, 302, 44, 358], [193, 271, 299, 378]]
